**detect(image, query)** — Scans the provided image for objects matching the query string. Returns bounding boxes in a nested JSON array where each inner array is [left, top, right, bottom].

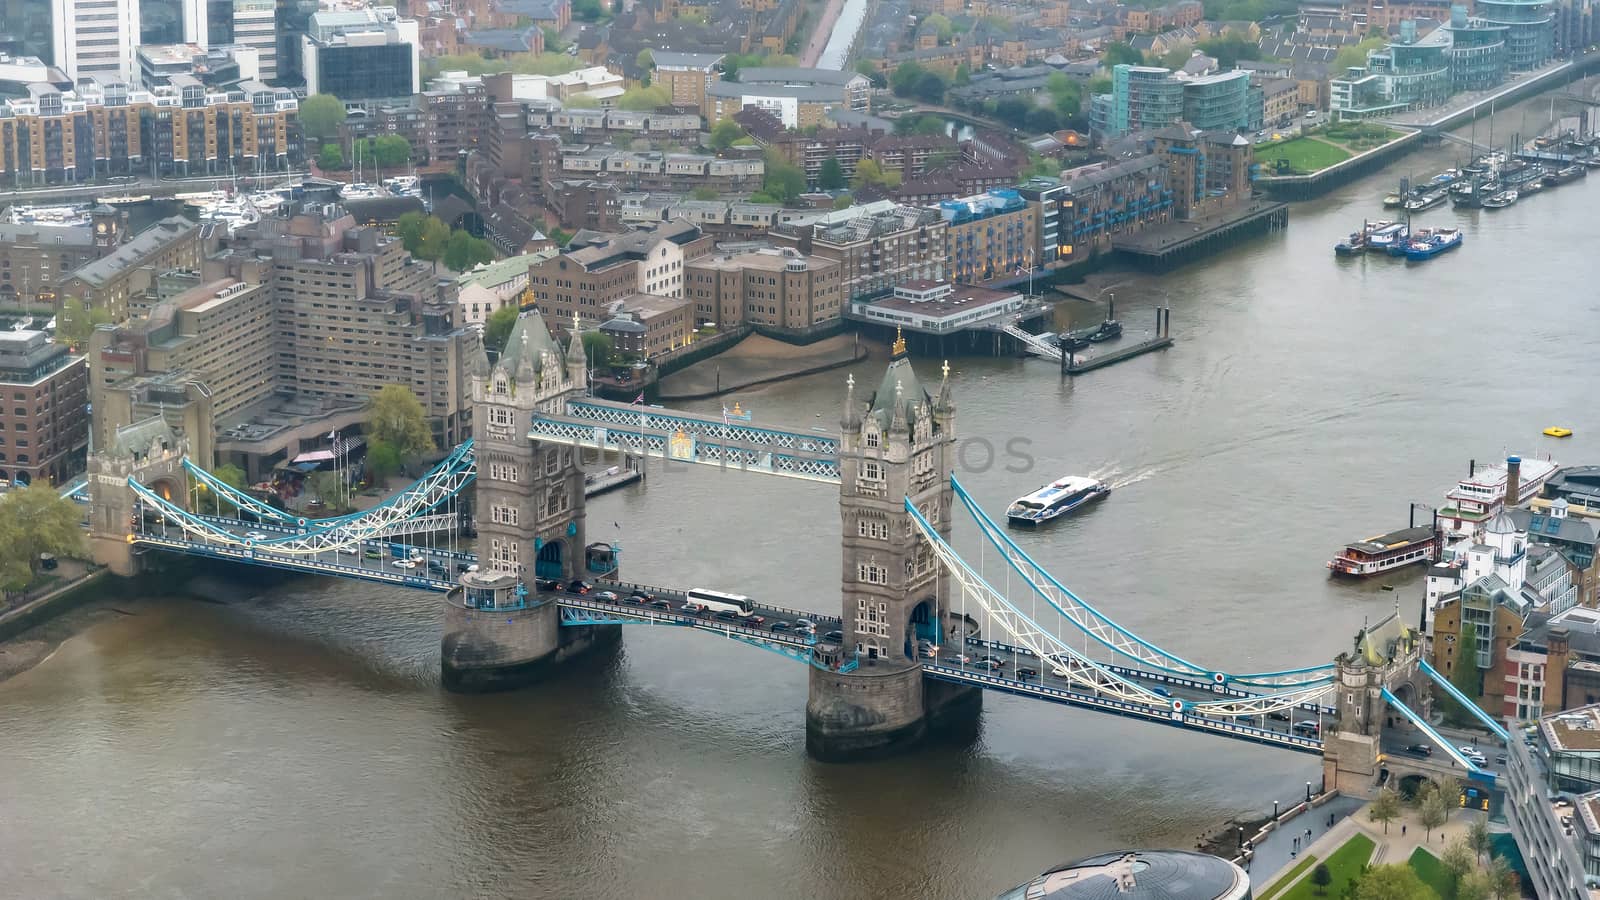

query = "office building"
[[137, 42, 258, 88], [684, 246, 844, 333], [1506, 703, 1600, 900], [705, 67, 872, 128], [0, 329, 88, 486], [524, 219, 710, 324], [769, 201, 945, 302], [596, 293, 693, 358], [301, 5, 420, 101], [0, 77, 302, 185], [1330, 20, 1454, 119], [937, 189, 1036, 286], [58, 216, 205, 320], [0, 3, 56, 66], [50, 0, 211, 82], [229, 0, 278, 81], [1476, 0, 1555, 69]]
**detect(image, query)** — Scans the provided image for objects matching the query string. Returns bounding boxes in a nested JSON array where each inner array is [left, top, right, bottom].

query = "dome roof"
[[999, 850, 1249, 900], [1486, 509, 1519, 535]]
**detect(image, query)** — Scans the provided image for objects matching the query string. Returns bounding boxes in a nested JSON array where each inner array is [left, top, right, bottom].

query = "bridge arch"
[[906, 599, 940, 660], [146, 476, 183, 504], [536, 538, 565, 581]]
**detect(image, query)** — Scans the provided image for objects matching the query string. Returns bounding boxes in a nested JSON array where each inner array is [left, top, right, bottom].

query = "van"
[[1292, 720, 1321, 735], [1305, 110, 1317, 119]]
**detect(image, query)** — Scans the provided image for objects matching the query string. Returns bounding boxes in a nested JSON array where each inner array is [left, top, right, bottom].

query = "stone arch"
[[146, 476, 182, 504], [10, 470, 26, 486], [1388, 681, 1418, 730], [536, 538, 565, 581], [906, 599, 940, 660]]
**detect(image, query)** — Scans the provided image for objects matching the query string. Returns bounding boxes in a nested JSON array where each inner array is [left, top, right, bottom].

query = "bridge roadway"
[[132, 522, 1327, 752]]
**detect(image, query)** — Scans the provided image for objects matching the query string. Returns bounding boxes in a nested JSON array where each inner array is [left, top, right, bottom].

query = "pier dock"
[[584, 465, 643, 497], [1061, 307, 1175, 375], [1112, 200, 1289, 267]]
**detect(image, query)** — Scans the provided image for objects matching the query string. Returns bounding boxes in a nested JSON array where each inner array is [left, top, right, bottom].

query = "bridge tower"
[[87, 416, 189, 576], [807, 333, 982, 760], [441, 311, 617, 692], [1322, 611, 1431, 794]]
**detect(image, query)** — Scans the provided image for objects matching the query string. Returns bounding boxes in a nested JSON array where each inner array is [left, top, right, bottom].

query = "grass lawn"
[[1408, 847, 1452, 899], [1256, 137, 1354, 175], [1276, 833, 1377, 900], [1258, 854, 1319, 900]]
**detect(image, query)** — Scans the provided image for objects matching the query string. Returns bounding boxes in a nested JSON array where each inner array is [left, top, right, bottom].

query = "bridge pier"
[[806, 663, 982, 761], [441, 575, 619, 692]]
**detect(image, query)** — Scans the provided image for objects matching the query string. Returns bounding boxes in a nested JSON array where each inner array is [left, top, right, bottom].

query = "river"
[[4, 95, 1599, 899]]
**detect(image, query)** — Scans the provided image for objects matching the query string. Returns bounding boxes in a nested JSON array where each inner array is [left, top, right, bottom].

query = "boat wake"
[[1086, 464, 1160, 490]]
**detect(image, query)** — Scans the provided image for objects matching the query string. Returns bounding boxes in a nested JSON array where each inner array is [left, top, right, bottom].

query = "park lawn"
[[1258, 854, 1319, 900], [1256, 137, 1353, 175], [1408, 847, 1453, 900], [1277, 833, 1377, 900]]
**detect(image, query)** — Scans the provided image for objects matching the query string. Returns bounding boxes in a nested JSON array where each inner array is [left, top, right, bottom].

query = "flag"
[[634, 392, 644, 404], [614, 521, 620, 529]]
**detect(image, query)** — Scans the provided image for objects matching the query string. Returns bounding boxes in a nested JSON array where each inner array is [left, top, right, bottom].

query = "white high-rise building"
[[51, 0, 210, 82], [228, 0, 278, 81]]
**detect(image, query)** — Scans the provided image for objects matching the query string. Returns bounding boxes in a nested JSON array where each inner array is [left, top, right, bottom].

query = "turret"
[[840, 372, 861, 432], [565, 311, 588, 391]]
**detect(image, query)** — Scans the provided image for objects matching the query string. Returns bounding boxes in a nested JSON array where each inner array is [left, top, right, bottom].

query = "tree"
[[831, 194, 854, 210], [1467, 817, 1492, 865], [443, 230, 495, 272], [953, 62, 971, 85], [1369, 788, 1402, 834], [710, 119, 743, 151], [636, 48, 654, 71], [1198, 34, 1261, 68], [367, 385, 435, 461], [484, 305, 518, 355], [855, 59, 887, 88], [1353, 865, 1435, 900], [1160, 42, 1196, 69], [1311, 864, 1332, 896], [542, 27, 566, 52], [994, 97, 1032, 129], [924, 12, 954, 42], [1102, 42, 1144, 68], [1441, 838, 1477, 895], [299, 94, 346, 142], [1488, 856, 1519, 900], [1026, 106, 1060, 134], [547, 226, 573, 247], [763, 158, 807, 203], [892, 61, 927, 97], [914, 71, 947, 104], [851, 157, 887, 189], [416, 218, 451, 263], [617, 84, 670, 110], [1419, 786, 1451, 840], [0, 483, 88, 581], [581, 330, 612, 366], [213, 463, 247, 491], [690, 186, 720, 201], [1455, 871, 1493, 900], [507, 52, 584, 76], [1335, 36, 1387, 72], [55, 296, 110, 350], [1088, 75, 1113, 95], [573, 0, 604, 20], [565, 92, 603, 108], [307, 470, 343, 510], [317, 143, 346, 170], [373, 135, 412, 170], [1434, 776, 1462, 821], [817, 156, 846, 190], [365, 438, 403, 486]]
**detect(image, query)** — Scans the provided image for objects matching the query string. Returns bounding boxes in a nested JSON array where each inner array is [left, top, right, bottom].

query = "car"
[[742, 615, 766, 627], [567, 580, 591, 594], [392, 559, 418, 570], [595, 591, 620, 602], [977, 655, 1005, 668], [684, 602, 708, 614], [1496, 754, 1508, 765], [918, 645, 937, 659], [942, 654, 973, 665], [770, 621, 791, 631], [456, 563, 472, 574], [973, 659, 1003, 672], [1016, 667, 1039, 679], [795, 618, 815, 630], [1459, 746, 1488, 765], [647, 598, 671, 610], [1150, 686, 1171, 698], [535, 578, 560, 591], [1268, 711, 1291, 722], [824, 630, 844, 642], [365, 549, 383, 560], [1405, 744, 1433, 756], [630, 589, 655, 601], [714, 608, 739, 619], [427, 561, 447, 575], [1292, 721, 1321, 735], [244, 531, 269, 541], [337, 545, 357, 556]]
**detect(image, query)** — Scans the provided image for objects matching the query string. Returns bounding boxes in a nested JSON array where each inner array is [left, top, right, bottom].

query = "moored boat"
[[1327, 525, 1441, 577], [1481, 189, 1517, 209], [1544, 164, 1586, 186], [1367, 222, 1409, 252], [1382, 192, 1404, 208], [1403, 189, 1448, 211], [1006, 476, 1111, 526], [1402, 228, 1463, 260], [1335, 231, 1368, 255]]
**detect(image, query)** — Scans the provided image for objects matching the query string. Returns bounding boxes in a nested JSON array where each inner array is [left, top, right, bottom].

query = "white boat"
[[1439, 454, 1559, 541], [3, 204, 91, 227], [175, 190, 228, 205], [339, 182, 388, 200], [1005, 476, 1110, 526], [381, 175, 420, 196], [96, 194, 151, 206], [194, 196, 260, 231]]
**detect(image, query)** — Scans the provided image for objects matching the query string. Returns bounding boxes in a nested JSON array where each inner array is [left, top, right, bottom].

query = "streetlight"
[[1305, 781, 1313, 802]]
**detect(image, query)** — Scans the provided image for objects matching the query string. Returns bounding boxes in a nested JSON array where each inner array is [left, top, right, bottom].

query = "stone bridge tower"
[[88, 416, 189, 577], [441, 311, 618, 692], [1322, 611, 1432, 794], [807, 333, 982, 760]]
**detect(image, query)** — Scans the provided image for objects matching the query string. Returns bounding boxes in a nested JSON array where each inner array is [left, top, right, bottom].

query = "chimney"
[[1505, 455, 1522, 508]]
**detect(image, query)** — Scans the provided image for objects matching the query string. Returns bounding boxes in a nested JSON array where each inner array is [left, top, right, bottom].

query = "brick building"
[[524, 219, 711, 324], [685, 246, 844, 333], [0, 329, 88, 487], [769, 202, 946, 301]]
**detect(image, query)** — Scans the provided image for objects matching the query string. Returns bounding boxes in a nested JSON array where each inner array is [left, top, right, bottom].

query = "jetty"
[[1062, 308, 1174, 375]]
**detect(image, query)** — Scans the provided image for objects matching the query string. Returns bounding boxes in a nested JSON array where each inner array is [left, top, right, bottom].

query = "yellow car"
[[1544, 427, 1574, 438]]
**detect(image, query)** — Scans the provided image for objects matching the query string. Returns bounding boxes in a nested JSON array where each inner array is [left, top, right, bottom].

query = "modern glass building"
[[0, 0, 55, 64], [1093, 64, 1251, 139], [1108, 65, 1184, 138], [1331, 20, 1453, 119], [1444, 5, 1510, 92], [1180, 69, 1252, 133], [1476, 0, 1554, 69]]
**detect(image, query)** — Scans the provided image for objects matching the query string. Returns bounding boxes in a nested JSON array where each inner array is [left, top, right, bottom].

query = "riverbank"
[[0, 567, 116, 682], [656, 332, 870, 401]]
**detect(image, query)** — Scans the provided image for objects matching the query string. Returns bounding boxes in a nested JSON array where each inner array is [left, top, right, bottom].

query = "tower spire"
[[891, 326, 907, 358], [840, 372, 860, 430]]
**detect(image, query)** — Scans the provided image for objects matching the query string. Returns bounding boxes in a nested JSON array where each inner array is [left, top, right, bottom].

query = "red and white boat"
[[1327, 525, 1441, 577]]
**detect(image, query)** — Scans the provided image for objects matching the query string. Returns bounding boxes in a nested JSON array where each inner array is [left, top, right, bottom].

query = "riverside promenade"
[[1252, 799, 1488, 892]]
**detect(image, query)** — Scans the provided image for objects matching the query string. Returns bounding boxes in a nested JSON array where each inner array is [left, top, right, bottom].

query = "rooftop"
[[1000, 850, 1249, 900], [1545, 705, 1600, 753], [65, 218, 196, 288], [870, 282, 1022, 318]]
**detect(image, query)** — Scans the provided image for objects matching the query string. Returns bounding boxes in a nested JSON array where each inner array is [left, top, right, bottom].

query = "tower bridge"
[[78, 311, 1509, 775]]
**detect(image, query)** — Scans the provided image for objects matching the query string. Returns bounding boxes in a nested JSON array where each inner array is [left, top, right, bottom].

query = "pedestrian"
[[1402, 824, 1407, 836]]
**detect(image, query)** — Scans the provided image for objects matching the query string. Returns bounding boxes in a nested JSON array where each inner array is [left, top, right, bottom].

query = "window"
[[865, 430, 880, 448], [861, 460, 882, 482], [545, 450, 559, 475], [858, 518, 889, 540], [857, 563, 888, 585], [491, 504, 519, 526], [488, 407, 513, 427]]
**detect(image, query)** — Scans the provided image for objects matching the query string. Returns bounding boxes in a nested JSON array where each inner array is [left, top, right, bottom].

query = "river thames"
[[4, 100, 1599, 899]]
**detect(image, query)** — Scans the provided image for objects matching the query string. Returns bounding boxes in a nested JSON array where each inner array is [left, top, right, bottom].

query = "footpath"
[[1255, 799, 1486, 893]]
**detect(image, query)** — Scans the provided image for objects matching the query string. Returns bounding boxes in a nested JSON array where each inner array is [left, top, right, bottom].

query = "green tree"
[[914, 71, 947, 104], [307, 470, 343, 510], [507, 52, 584, 75], [416, 217, 451, 263], [1026, 106, 1060, 134], [213, 463, 247, 491], [690, 186, 720, 201], [367, 385, 435, 460], [1455, 870, 1492, 900], [617, 84, 670, 110], [1441, 838, 1477, 895], [1160, 42, 1196, 69], [1335, 36, 1386, 72], [763, 157, 807, 202], [542, 27, 566, 52], [953, 62, 971, 85], [1311, 864, 1332, 896], [1353, 865, 1436, 900], [850, 157, 900, 189], [1198, 34, 1262, 68], [573, 0, 604, 20], [1435, 776, 1462, 819], [484, 305, 519, 355], [421, 52, 508, 78], [299, 93, 347, 142], [711, 119, 743, 151], [831, 194, 854, 210], [1102, 42, 1144, 67], [636, 48, 654, 71], [1420, 786, 1451, 840], [373, 135, 412, 170], [317, 143, 346, 170], [855, 59, 887, 88], [994, 97, 1032, 129], [1088, 75, 1113, 95], [547, 226, 573, 247], [1369, 788, 1402, 834], [397, 211, 428, 252], [443, 230, 495, 272], [365, 437, 403, 486], [1467, 817, 1491, 865], [817, 156, 846, 190], [892, 61, 927, 97], [0, 483, 88, 581], [923, 12, 953, 42], [1488, 856, 1519, 900], [581, 330, 612, 366], [566, 91, 603, 108], [55, 296, 110, 350]]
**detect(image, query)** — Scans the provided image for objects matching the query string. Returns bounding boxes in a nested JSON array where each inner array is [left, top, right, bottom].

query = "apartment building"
[[1152, 125, 1255, 219], [0, 329, 88, 487], [1505, 704, 1600, 900], [705, 67, 872, 128], [685, 246, 844, 333], [597, 293, 693, 358], [524, 219, 711, 324], [1016, 158, 1175, 267], [0, 77, 301, 185], [937, 189, 1037, 286], [59, 216, 205, 321], [769, 202, 945, 301], [0, 204, 126, 306], [556, 146, 766, 193], [650, 50, 726, 112]]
